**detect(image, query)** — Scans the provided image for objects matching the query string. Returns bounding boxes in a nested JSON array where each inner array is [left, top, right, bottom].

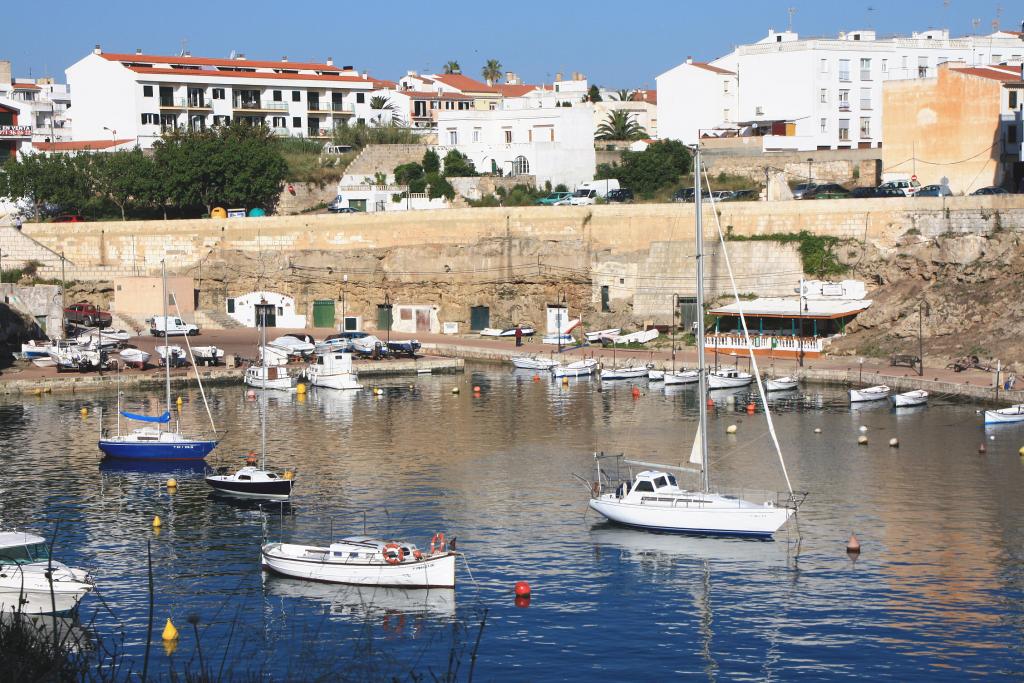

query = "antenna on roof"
[[866, 6, 875, 28], [229, 49, 237, 60], [786, 6, 796, 33], [179, 38, 188, 57]]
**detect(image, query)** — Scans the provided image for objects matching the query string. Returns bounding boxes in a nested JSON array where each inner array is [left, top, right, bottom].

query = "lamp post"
[[102, 126, 116, 140], [917, 300, 930, 376]]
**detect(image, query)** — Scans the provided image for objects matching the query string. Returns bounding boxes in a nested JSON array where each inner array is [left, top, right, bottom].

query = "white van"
[[569, 179, 621, 205], [569, 189, 599, 206], [150, 315, 199, 337]]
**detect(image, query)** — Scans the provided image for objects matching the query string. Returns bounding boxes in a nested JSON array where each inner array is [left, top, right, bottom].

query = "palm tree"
[[611, 89, 635, 101], [595, 110, 648, 141], [481, 59, 502, 85], [443, 61, 461, 75], [368, 95, 400, 125]]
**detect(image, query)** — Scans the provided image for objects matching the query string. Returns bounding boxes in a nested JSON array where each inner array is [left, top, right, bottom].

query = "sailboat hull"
[[98, 439, 217, 461], [205, 476, 293, 499], [588, 497, 792, 538]]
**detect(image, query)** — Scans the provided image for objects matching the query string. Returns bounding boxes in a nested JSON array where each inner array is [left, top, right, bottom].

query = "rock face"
[[831, 230, 1024, 367]]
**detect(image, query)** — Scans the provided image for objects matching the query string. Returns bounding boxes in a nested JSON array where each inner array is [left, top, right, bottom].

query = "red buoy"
[[631, 386, 641, 399], [846, 533, 861, 554], [532, 374, 540, 382], [706, 397, 715, 408], [473, 386, 481, 392], [515, 595, 531, 608], [978, 443, 987, 454], [746, 402, 756, 414], [514, 581, 531, 597]]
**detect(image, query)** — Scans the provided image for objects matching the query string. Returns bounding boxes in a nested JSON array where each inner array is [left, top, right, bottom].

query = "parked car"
[[916, 184, 953, 197], [149, 315, 199, 337], [605, 188, 635, 203], [673, 188, 695, 203], [971, 186, 1009, 196], [811, 184, 852, 199], [64, 302, 112, 328], [536, 191, 574, 206], [791, 182, 819, 200], [569, 189, 599, 206], [52, 214, 85, 223], [326, 195, 347, 213], [723, 189, 758, 201], [333, 207, 358, 213], [878, 178, 921, 196]]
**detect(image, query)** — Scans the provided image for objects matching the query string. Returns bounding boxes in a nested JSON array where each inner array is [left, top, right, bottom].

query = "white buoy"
[[726, 424, 738, 434], [859, 425, 868, 433], [888, 438, 899, 448], [857, 435, 868, 445], [813, 428, 822, 434]]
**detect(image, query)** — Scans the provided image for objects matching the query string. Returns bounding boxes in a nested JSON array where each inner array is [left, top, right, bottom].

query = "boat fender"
[[382, 543, 404, 565], [430, 532, 446, 554], [413, 549, 423, 561]]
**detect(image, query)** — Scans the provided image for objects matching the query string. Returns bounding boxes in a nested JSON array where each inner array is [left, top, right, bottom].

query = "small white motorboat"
[[155, 344, 186, 366], [984, 403, 1024, 425], [708, 367, 753, 389], [849, 385, 891, 403], [766, 376, 799, 392], [648, 369, 665, 381], [600, 365, 649, 380], [664, 369, 700, 385], [306, 352, 362, 390], [192, 346, 225, 366], [119, 348, 150, 366], [551, 358, 599, 378], [245, 365, 295, 390], [585, 328, 620, 343], [541, 333, 575, 345], [601, 328, 660, 346], [270, 335, 316, 357], [892, 389, 928, 407], [351, 335, 387, 357], [19, 340, 51, 359], [261, 534, 457, 588], [480, 326, 535, 338], [76, 329, 130, 349], [0, 532, 93, 614], [511, 356, 559, 371]]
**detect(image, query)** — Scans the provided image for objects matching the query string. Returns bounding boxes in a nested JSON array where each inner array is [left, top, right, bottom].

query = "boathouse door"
[[470, 306, 489, 331], [255, 304, 276, 328], [312, 300, 335, 328]]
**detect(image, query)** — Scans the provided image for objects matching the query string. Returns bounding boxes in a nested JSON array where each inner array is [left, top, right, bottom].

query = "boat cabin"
[[315, 352, 354, 373], [615, 470, 680, 499], [0, 532, 50, 564]]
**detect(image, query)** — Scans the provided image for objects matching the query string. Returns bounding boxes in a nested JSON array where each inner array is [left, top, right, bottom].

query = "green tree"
[[611, 89, 635, 101], [596, 140, 692, 195], [393, 162, 424, 186], [443, 61, 461, 74], [586, 85, 602, 102], [441, 149, 476, 177], [87, 149, 156, 220], [425, 173, 455, 200], [1, 153, 91, 219], [422, 149, 440, 174], [481, 59, 502, 85], [595, 110, 648, 141]]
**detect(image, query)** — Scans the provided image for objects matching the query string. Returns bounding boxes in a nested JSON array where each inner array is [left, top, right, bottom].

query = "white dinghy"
[[261, 534, 457, 588], [849, 385, 890, 403], [892, 389, 928, 407], [551, 357, 599, 378], [119, 348, 150, 366], [984, 404, 1024, 425], [766, 376, 799, 392]]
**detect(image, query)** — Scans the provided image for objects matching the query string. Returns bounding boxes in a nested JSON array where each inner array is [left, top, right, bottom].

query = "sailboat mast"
[[162, 259, 171, 427], [260, 310, 267, 469], [694, 147, 710, 494]]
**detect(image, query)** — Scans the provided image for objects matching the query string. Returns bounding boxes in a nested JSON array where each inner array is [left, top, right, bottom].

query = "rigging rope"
[[170, 291, 218, 437]]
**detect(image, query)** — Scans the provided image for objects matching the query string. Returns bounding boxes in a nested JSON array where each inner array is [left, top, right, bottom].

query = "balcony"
[[307, 102, 354, 115], [159, 98, 212, 110], [860, 100, 872, 110], [307, 128, 332, 139], [838, 103, 851, 112], [232, 100, 289, 112], [838, 72, 851, 82]]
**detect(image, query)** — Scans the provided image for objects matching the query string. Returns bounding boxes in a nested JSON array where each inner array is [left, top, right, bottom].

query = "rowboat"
[[119, 348, 150, 366], [984, 403, 1024, 425], [600, 365, 649, 380], [480, 326, 535, 337], [708, 367, 753, 389], [892, 389, 928, 407], [766, 376, 799, 392], [849, 385, 890, 403], [511, 356, 559, 371], [585, 328, 620, 343], [551, 358, 598, 378]]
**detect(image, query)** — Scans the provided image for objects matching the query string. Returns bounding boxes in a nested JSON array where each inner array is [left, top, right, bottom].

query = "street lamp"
[[557, 289, 566, 353], [917, 300, 930, 376], [102, 126, 117, 140]]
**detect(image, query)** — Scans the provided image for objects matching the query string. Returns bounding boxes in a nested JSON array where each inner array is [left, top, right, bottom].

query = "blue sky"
[[8, 0, 1018, 89]]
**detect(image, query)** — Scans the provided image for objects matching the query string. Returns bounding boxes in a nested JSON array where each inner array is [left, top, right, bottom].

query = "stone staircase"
[[195, 308, 243, 331], [110, 311, 148, 336], [341, 143, 431, 185], [0, 226, 69, 272]]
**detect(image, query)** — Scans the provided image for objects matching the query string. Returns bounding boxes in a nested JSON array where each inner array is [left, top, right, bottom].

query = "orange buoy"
[[514, 580, 531, 597], [515, 595, 531, 608], [746, 402, 756, 414], [532, 374, 540, 382], [846, 533, 861, 554], [631, 386, 641, 399], [706, 397, 715, 408]]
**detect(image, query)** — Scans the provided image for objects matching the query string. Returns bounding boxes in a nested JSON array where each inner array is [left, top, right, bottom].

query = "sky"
[[7, 0, 1020, 89]]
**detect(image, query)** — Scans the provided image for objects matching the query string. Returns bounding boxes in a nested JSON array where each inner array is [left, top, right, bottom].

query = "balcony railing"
[[860, 100, 872, 110], [307, 128, 332, 138], [232, 100, 289, 111], [838, 103, 851, 112], [158, 98, 212, 109], [307, 102, 354, 114]]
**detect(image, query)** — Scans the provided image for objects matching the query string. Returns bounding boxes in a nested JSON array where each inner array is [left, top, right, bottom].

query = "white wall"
[[65, 53, 137, 144], [226, 291, 306, 328], [656, 63, 737, 144]]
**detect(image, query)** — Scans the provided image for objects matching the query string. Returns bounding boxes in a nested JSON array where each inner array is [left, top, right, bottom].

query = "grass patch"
[[725, 230, 848, 277], [277, 138, 355, 185]]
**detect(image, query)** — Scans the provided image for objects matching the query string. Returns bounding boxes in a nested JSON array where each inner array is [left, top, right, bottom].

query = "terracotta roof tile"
[[400, 90, 474, 100], [691, 62, 735, 75], [34, 139, 134, 152], [11, 82, 41, 90], [952, 65, 1023, 82], [493, 84, 540, 97], [126, 66, 373, 84], [430, 73, 499, 93], [104, 52, 342, 72]]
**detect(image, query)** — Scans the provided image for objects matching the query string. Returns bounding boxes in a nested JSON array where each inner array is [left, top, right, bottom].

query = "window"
[[160, 113, 177, 129], [917, 56, 928, 78], [489, 101, 496, 110], [1010, 91, 1018, 110], [819, 88, 828, 104], [472, 127, 481, 142], [838, 118, 850, 141], [143, 85, 153, 97], [653, 476, 668, 488], [838, 90, 850, 111], [860, 58, 871, 80], [881, 59, 888, 74], [819, 58, 829, 73], [820, 117, 827, 133], [356, 93, 365, 104], [860, 117, 871, 139], [723, 108, 731, 122], [226, 298, 235, 314], [839, 59, 850, 81], [860, 88, 872, 110], [1008, 125, 1019, 145], [212, 88, 225, 100], [272, 90, 282, 102], [755, 106, 764, 116], [634, 481, 655, 493], [504, 129, 512, 143], [512, 155, 529, 176], [213, 115, 230, 126], [141, 113, 159, 124], [292, 116, 301, 128], [993, 54, 1002, 64], [723, 80, 729, 93], [448, 129, 458, 145], [272, 116, 286, 127]]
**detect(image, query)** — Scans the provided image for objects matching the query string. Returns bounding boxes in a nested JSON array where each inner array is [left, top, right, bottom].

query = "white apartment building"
[[65, 47, 388, 148], [0, 60, 74, 158], [659, 28, 1024, 150], [435, 103, 596, 188]]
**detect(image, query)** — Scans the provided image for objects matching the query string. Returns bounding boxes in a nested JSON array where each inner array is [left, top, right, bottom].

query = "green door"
[[312, 299, 335, 328], [377, 303, 393, 331], [470, 306, 490, 331]]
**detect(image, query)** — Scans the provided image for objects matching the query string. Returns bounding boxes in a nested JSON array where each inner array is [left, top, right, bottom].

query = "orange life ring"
[[382, 543, 404, 565], [430, 532, 446, 554], [245, 450, 258, 466]]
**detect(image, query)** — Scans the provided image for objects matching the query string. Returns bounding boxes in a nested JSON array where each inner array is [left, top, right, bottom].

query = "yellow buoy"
[[726, 424, 738, 434], [1019, 446, 1024, 457], [283, 470, 294, 480], [162, 638, 177, 656], [79, 407, 88, 416], [166, 478, 177, 489], [152, 515, 162, 528], [162, 617, 179, 641], [176, 396, 183, 405], [296, 383, 306, 395]]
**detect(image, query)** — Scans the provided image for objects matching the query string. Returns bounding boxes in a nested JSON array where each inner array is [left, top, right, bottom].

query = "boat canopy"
[[121, 410, 171, 423]]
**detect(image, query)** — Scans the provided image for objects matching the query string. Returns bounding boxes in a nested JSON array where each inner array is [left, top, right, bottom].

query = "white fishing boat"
[[76, 328, 130, 349], [245, 365, 295, 391], [0, 532, 93, 614], [849, 385, 890, 403], [984, 403, 1024, 425], [261, 534, 457, 588], [480, 326, 535, 337], [19, 340, 51, 359], [118, 348, 150, 366], [51, 341, 103, 372], [585, 328, 620, 343], [600, 365, 649, 380], [664, 369, 700, 385], [708, 367, 753, 389], [766, 376, 799, 392], [306, 352, 362, 390], [602, 328, 660, 346], [154, 344, 186, 366], [192, 346, 224, 366], [892, 389, 928, 407], [648, 369, 665, 381], [551, 357, 599, 378], [511, 356, 559, 371], [258, 345, 290, 366], [541, 332, 575, 345], [586, 146, 803, 538]]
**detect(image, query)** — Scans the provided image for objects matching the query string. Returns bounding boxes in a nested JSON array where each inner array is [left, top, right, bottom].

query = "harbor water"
[[1, 364, 1023, 680]]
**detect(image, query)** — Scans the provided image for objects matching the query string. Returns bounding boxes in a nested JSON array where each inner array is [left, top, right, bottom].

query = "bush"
[[331, 122, 420, 148], [596, 140, 692, 195], [727, 230, 847, 277], [442, 149, 476, 177]]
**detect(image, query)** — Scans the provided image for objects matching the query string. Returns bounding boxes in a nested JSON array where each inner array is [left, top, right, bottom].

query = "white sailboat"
[[511, 355, 560, 371], [587, 146, 803, 538], [551, 357, 599, 378]]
